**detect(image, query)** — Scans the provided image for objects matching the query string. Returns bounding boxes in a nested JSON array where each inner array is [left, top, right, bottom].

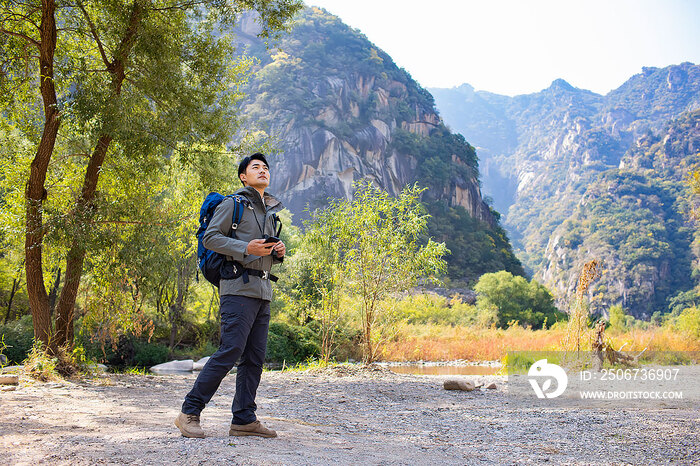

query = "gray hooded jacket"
[[202, 186, 284, 300]]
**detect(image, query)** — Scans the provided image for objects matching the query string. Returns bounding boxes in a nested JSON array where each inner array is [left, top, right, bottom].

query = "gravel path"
[[1, 366, 698, 465]]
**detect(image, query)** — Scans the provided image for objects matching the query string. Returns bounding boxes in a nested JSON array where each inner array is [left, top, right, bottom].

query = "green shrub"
[[132, 340, 170, 367], [608, 304, 635, 330], [329, 325, 363, 361], [674, 306, 700, 338], [193, 320, 220, 348], [169, 344, 219, 361], [23, 341, 59, 381], [74, 331, 117, 364], [474, 271, 564, 329], [198, 341, 218, 358], [75, 334, 167, 367], [266, 321, 320, 364], [0, 315, 34, 364], [391, 293, 486, 326], [639, 351, 694, 366]]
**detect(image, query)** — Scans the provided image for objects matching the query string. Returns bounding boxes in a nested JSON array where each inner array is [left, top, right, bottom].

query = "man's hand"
[[246, 239, 275, 256], [272, 240, 286, 258]]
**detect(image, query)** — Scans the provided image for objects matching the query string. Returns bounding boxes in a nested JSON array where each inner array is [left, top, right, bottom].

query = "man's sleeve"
[[202, 197, 249, 261]]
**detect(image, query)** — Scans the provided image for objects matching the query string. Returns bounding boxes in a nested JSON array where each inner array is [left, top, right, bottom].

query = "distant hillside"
[[234, 7, 524, 281], [430, 63, 700, 317]]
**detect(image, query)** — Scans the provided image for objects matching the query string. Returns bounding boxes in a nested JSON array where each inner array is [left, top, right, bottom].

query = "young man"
[[175, 153, 286, 438]]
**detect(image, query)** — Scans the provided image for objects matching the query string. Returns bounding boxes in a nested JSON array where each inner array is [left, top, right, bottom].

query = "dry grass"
[[380, 324, 700, 362], [23, 343, 60, 382], [22, 342, 79, 381], [604, 327, 700, 353]]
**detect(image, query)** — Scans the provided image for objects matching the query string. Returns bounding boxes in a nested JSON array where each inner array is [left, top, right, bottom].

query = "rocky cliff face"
[[541, 111, 699, 317], [245, 10, 495, 225], [234, 8, 524, 280], [261, 76, 484, 220], [430, 63, 700, 316]]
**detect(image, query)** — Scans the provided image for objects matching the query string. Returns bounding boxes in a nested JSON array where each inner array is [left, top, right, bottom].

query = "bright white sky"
[[307, 0, 700, 96]]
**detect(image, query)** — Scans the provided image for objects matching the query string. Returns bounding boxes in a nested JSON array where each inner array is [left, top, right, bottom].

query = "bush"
[[328, 325, 363, 361], [608, 305, 630, 330], [391, 293, 487, 327], [23, 341, 59, 381], [474, 271, 564, 329], [0, 315, 34, 364], [266, 321, 320, 364], [674, 307, 700, 338], [75, 331, 118, 364], [75, 333, 170, 367], [132, 340, 170, 367], [193, 320, 220, 349]]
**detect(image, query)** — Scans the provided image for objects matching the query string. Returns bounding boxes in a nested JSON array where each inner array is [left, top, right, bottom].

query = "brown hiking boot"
[[175, 412, 205, 438], [229, 420, 277, 438]]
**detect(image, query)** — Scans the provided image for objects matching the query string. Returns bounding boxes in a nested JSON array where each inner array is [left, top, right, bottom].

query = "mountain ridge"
[[430, 62, 700, 317]]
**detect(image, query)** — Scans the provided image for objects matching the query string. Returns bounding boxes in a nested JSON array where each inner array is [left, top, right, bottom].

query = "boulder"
[[193, 357, 211, 371], [485, 382, 498, 390], [150, 359, 194, 373], [87, 363, 108, 373], [443, 380, 475, 391], [0, 374, 19, 385]]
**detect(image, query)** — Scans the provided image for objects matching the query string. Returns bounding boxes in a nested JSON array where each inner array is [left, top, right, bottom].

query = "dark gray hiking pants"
[[182, 295, 270, 425]]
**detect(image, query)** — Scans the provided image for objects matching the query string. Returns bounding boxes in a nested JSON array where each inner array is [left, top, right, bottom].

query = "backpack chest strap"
[[223, 261, 278, 283]]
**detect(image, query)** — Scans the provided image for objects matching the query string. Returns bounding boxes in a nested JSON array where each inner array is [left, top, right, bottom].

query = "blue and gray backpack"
[[196, 192, 249, 287]]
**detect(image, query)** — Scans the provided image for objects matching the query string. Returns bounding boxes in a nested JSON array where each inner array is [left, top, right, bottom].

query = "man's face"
[[240, 160, 270, 189]]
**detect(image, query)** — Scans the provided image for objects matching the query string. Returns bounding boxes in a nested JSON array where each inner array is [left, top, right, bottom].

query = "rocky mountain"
[[233, 7, 524, 281], [430, 63, 700, 317]]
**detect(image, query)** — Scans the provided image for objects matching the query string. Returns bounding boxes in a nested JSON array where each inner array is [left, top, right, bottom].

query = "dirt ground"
[[1, 365, 698, 465]]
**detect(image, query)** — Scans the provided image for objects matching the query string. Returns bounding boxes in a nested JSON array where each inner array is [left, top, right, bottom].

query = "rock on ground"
[[150, 359, 194, 373], [193, 357, 210, 371]]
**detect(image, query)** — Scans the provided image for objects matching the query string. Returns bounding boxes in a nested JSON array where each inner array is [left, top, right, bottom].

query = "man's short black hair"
[[238, 153, 269, 184]]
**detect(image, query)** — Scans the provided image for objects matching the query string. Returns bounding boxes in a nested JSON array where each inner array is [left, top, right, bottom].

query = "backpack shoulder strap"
[[226, 194, 250, 231], [272, 213, 282, 237]]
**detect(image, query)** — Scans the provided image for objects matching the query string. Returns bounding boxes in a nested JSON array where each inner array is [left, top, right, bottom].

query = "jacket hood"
[[235, 186, 282, 209]]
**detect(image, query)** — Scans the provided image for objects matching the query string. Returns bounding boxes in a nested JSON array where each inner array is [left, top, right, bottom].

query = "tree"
[[77, 155, 209, 353], [474, 270, 563, 329], [0, 0, 302, 352], [315, 180, 448, 363], [283, 204, 347, 363], [674, 306, 700, 339], [608, 304, 630, 330]]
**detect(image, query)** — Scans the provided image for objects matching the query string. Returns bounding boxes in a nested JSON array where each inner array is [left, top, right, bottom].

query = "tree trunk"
[[5, 261, 25, 325], [168, 260, 191, 349], [169, 279, 181, 350], [363, 305, 373, 365], [53, 1, 144, 349], [5, 278, 20, 325], [206, 287, 216, 322], [25, 0, 60, 350], [54, 135, 112, 347], [47, 267, 61, 317]]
